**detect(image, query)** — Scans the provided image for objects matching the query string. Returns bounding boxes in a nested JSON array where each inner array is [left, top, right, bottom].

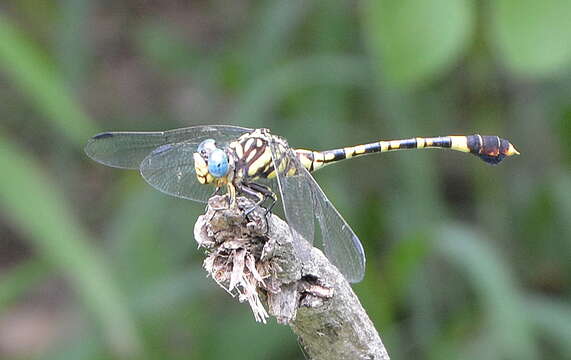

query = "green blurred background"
[[1, 1, 570, 359]]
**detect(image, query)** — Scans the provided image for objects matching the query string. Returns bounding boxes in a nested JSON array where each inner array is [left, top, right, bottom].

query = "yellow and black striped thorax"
[[229, 128, 322, 181], [230, 129, 292, 181]]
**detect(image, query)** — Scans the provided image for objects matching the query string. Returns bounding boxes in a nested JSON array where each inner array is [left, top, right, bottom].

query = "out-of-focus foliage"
[[363, 0, 473, 89], [0, 1, 569, 359], [491, 0, 571, 77], [0, 17, 95, 144]]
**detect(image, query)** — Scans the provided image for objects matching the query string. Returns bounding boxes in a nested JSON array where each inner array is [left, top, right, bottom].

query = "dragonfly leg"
[[205, 186, 223, 211], [248, 183, 276, 235], [237, 185, 265, 215], [248, 182, 276, 215], [237, 182, 276, 216], [227, 183, 238, 209], [209, 183, 236, 210]]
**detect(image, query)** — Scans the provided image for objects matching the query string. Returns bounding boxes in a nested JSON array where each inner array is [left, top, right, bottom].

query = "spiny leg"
[[227, 182, 237, 208], [236, 182, 276, 216], [209, 183, 237, 211], [211, 186, 222, 196], [236, 183, 265, 215], [248, 182, 277, 215], [238, 182, 276, 235], [205, 186, 223, 212]]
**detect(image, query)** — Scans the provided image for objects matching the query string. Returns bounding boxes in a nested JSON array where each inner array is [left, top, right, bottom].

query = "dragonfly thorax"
[[230, 129, 284, 181]]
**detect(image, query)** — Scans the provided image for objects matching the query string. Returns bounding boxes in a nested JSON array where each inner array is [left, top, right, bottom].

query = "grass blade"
[[0, 137, 141, 356], [0, 16, 96, 146]]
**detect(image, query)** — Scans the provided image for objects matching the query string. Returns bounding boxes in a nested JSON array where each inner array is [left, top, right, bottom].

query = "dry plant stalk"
[[193, 195, 390, 360]]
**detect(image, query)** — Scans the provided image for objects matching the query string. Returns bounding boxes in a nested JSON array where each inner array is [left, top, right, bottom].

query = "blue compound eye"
[[198, 138, 217, 156], [207, 149, 229, 178]]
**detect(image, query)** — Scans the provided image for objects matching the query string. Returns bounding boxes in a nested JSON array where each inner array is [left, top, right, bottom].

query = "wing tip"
[[85, 133, 113, 159], [84, 132, 128, 168], [92, 132, 114, 140]]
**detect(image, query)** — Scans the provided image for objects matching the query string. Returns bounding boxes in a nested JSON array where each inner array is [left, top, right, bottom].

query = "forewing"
[[85, 125, 252, 169], [267, 137, 315, 263], [307, 173, 366, 282], [139, 141, 212, 202]]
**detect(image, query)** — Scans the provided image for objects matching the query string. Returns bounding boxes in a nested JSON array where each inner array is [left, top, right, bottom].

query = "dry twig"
[[193, 195, 390, 360]]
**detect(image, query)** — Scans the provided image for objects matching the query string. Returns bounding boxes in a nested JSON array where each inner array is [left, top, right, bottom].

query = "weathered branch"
[[193, 195, 390, 360]]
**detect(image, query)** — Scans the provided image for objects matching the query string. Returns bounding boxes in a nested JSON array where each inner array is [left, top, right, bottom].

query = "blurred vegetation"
[[0, 1, 570, 359]]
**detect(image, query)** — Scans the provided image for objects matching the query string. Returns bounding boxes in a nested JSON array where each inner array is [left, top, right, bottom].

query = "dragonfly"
[[85, 125, 519, 283]]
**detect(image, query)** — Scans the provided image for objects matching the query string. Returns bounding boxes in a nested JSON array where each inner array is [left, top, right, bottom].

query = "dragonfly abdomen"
[[296, 134, 519, 172]]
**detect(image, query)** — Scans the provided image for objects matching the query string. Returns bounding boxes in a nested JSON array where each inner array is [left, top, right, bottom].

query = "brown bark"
[[193, 195, 390, 360]]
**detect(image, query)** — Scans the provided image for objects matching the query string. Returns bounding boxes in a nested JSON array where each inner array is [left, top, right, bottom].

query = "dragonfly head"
[[194, 139, 231, 184]]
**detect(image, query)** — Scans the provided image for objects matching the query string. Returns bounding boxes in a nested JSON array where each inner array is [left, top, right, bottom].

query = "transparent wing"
[[267, 136, 365, 282], [85, 125, 252, 169], [267, 136, 315, 264], [138, 126, 254, 202], [306, 172, 366, 283], [138, 141, 211, 202]]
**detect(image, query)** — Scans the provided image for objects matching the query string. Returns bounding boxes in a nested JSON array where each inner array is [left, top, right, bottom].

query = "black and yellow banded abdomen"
[[296, 134, 519, 172], [450, 135, 519, 164]]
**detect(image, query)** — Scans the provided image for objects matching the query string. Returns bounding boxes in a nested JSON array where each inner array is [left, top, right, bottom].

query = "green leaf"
[[490, 0, 571, 77], [362, 0, 473, 90], [0, 16, 96, 146], [0, 137, 141, 356]]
